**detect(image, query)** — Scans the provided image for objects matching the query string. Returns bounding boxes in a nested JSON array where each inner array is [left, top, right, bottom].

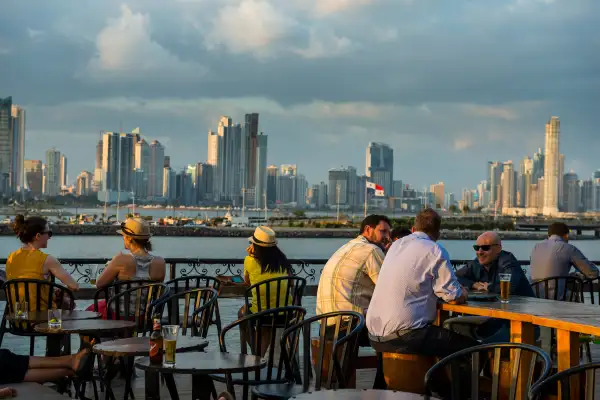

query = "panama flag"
[[366, 181, 385, 196]]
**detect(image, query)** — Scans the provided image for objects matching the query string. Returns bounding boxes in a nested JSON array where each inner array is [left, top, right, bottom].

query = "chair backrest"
[[530, 276, 584, 303], [155, 288, 218, 338], [105, 283, 168, 337], [220, 306, 307, 383], [281, 311, 364, 392], [244, 276, 306, 313], [529, 361, 600, 400], [93, 279, 155, 310], [582, 277, 600, 305], [424, 342, 552, 400], [3, 278, 74, 334]]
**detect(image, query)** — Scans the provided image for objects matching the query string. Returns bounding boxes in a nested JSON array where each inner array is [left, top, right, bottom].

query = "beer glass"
[[499, 273, 511, 303], [162, 325, 179, 365]]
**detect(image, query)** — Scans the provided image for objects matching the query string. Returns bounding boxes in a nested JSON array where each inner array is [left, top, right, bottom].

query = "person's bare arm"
[[96, 253, 126, 288], [45, 256, 79, 291], [149, 257, 166, 282]]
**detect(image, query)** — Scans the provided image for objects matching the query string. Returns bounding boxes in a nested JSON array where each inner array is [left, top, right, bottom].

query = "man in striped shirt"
[[316, 214, 391, 344]]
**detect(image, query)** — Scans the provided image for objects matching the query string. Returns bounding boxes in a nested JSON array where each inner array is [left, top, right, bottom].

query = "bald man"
[[445, 231, 535, 343]]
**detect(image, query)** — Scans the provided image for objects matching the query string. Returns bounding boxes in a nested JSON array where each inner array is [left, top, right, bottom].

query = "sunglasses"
[[473, 244, 498, 252], [41, 230, 53, 238]]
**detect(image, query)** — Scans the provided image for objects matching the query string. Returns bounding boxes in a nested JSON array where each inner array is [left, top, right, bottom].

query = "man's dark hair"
[[414, 208, 442, 238], [548, 222, 569, 237], [360, 214, 391, 234], [391, 226, 412, 241]]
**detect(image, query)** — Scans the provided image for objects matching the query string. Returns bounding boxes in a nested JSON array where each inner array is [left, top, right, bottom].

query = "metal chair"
[[154, 287, 218, 338], [530, 276, 584, 302], [244, 276, 306, 314], [165, 275, 222, 337], [209, 306, 307, 400], [423, 342, 552, 400], [1, 278, 74, 356], [252, 311, 364, 400], [92, 279, 155, 314], [529, 361, 600, 400]]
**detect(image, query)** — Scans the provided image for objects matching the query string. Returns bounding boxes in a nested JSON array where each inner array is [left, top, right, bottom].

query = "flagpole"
[[364, 182, 368, 217]]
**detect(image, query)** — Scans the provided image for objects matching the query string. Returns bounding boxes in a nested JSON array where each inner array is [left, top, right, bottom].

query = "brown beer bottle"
[[149, 314, 163, 364]]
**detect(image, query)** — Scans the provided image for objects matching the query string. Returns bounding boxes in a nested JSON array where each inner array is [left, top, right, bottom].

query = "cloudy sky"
[[1, 0, 598, 194]]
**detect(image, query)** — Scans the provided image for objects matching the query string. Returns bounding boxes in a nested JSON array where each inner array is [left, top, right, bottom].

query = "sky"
[[1, 0, 599, 195]]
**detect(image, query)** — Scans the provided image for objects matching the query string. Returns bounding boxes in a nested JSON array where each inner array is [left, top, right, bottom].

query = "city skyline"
[[1, 1, 597, 195]]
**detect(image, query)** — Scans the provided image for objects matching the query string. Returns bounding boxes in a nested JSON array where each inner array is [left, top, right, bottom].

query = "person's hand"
[[0, 387, 17, 398], [472, 282, 489, 291]]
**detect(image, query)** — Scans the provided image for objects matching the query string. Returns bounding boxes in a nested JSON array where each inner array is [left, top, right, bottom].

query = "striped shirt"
[[316, 235, 385, 323]]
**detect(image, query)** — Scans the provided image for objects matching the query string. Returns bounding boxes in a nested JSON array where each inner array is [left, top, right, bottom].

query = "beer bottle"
[[149, 314, 163, 364]]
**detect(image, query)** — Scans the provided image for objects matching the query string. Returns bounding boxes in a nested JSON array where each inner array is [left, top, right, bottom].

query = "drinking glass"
[[89, 264, 100, 285], [15, 301, 28, 320], [162, 325, 179, 365], [499, 273, 511, 303], [48, 309, 62, 329]]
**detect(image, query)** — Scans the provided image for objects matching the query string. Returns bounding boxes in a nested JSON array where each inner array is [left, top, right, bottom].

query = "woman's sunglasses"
[[473, 244, 498, 252], [41, 230, 53, 238]]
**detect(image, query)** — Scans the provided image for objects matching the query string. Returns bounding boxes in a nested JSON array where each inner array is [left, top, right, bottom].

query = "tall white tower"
[[543, 116, 560, 215]]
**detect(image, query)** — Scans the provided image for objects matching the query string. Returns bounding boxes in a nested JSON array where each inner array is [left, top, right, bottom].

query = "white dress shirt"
[[366, 232, 463, 337]]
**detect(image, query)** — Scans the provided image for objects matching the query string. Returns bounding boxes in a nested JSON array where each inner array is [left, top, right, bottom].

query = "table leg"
[[191, 375, 216, 400], [124, 356, 135, 400], [46, 335, 63, 357], [510, 321, 535, 400], [556, 329, 580, 400], [435, 310, 450, 327], [145, 369, 161, 400], [102, 356, 120, 400], [162, 373, 179, 400]]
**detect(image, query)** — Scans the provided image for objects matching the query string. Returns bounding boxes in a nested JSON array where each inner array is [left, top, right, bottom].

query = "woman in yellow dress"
[[6, 215, 79, 311]]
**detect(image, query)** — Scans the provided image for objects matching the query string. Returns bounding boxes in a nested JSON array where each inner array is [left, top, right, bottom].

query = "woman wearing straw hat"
[[90, 217, 166, 318], [240, 226, 292, 317]]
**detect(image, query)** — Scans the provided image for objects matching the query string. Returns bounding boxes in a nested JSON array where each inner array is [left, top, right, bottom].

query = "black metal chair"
[[582, 277, 600, 305], [92, 279, 155, 314], [252, 311, 364, 400], [1, 278, 74, 355], [424, 343, 552, 400], [209, 306, 307, 400], [529, 361, 600, 399], [165, 275, 222, 337], [244, 276, 306, 314], [154, 287, 218, 338], [530, 276, 584, 303]]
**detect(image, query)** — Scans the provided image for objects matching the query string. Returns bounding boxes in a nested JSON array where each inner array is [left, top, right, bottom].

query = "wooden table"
[[439, 296, 600, 399], [135, 352, 267, 400], [289, 389, 439, 400], [94, 336, 209, 400], [6, 310, 101, 322]]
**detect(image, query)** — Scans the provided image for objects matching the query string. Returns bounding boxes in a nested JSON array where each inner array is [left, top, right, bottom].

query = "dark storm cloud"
[[1, 0, 599, 192]]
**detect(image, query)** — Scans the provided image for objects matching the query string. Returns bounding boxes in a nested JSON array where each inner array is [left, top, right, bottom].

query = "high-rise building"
[[24, 160, 43, 197], [149, 140, 165, 198], [163, 167, 176, 202], [45, 148, 61, 196], [254, 134, 268, 208], [266, 165, 278, 204], [195, 163, 213, 203], [501, 161, 516, 209], [59, 154, 68, 188], [532, 148, 544, 183], [0, 97, 25, 196], [563, 171, 580, 213], [366, 142, 393, 197], [581, 179, 593, 212], [134, 139, 150, 197], [164, 156, 170, 168], [101, 131, 135, 193], [543, 117, 560, 215], [488, 161, 504, 209], [558, 153, 565, 209], [429, 182, 445, 209], [296, 174, 308, 206], [242, 113, 259, 190], [393, 180, 404, 200], [328, 166, 358, 206], [94, 139, 103, 191], [76, 171, 94, 196], [519, 156, 533, 207], [132, 169, 146, 199]]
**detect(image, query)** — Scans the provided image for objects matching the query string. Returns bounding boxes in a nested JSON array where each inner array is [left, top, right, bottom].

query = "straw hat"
[[117, 217, 151, 239], [248, 226, 277, 247]]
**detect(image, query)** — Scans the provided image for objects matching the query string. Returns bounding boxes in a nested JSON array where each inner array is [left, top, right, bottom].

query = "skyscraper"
[[11, 104, 25, 196], [558, 153, 565, 209], [488, 161, 504, 209], [543, 117, 560, 215], [581, 179, 593, 212], [45, 148, 61, 196], [327, 166, 358, 206], [94, 139, 103, 191], [149, 140, 165, 198], [266, 165, 278, 204], [532, 148, 544, 183], [101, 131, 135, 193], [501, 161, 516, 209], [24, 160, 43, 197], [519, 156, 533, 207], [243, 113, 259, 190], [366, 142, 393, 197], [563, 171, 580, 213], [254, 134, 268, 208], [429, 182, 445, 209], [59, 154, 68, 188], [0, 97, 25, 196], [195, 162, 213, 203], [76, 171, 93, 196]]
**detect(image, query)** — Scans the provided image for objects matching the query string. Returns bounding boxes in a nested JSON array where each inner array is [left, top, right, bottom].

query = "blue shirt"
[[366, 232, 463, 336], [530, 235, 598, 281]]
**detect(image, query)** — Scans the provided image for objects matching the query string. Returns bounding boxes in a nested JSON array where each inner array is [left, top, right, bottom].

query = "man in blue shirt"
[[446, 231, 535, 342]]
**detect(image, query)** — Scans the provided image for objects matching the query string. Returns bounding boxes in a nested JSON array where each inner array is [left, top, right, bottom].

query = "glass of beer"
[[48, 309, 62, 329], [15, 301, 28, 320], [162, 325, 179, 365], [499, 273, 511, 303], [89, 264, 99, 285]]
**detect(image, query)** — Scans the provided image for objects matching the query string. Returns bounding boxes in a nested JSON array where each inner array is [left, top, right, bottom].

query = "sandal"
[[74, 348, 95, 378]]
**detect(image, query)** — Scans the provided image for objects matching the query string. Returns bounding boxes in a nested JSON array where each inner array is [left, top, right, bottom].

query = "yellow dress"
[[6, 248, 50, 311], [244, 256, 289, 313]]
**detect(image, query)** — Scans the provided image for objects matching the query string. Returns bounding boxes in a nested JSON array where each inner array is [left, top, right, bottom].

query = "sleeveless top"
[[114, 251, 155, 316], [6, 248, 50, 311]]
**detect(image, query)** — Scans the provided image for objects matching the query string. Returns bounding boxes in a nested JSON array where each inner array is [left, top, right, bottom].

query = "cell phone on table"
[[231, 275, 244, 283]]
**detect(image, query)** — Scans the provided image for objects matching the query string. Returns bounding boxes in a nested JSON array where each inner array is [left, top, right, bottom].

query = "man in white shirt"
[[366, 208, 477, 357]]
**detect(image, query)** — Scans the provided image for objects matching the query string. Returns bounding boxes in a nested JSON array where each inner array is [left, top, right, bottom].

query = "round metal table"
[[136, 351, 267, 400], [6, 310, 101, 323], [290, 389, 439, 400]]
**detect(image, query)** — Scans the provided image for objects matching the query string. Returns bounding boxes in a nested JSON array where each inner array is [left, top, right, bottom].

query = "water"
[[1, 236, 600, 260]]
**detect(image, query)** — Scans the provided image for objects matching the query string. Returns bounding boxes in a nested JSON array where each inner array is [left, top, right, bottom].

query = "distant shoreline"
[[0, 224, 598, 240]]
